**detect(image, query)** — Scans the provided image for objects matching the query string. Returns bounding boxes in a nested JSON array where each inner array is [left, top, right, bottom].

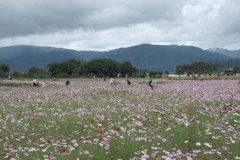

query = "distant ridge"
[[0, 44, 234, 71], [207, 47, 240, 58]]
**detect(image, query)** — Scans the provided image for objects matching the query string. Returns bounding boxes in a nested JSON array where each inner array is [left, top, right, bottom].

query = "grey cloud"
[[0, 0, 239, 50], [0, 0, 188, 38]]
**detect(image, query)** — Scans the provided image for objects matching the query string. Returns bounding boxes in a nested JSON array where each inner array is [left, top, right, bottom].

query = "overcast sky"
[[0, 0, 239, 51]]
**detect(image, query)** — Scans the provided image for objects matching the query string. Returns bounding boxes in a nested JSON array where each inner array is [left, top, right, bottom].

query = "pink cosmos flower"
[[50, 155, 56, 159], [151, 153, 156, 157], [222, 147, 230, 150], [24, 153, 29, 157]]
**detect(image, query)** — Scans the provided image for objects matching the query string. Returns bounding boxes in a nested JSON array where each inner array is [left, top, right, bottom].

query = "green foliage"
[[28, 67, 39, 74], [175, 64, 187, 76], [164, 70, 170, 77], [232, 66, 240, 74], [47, 58, 81, 77], [121, 61, 138, 77], [175, 61, 225, 79], [0, 63, 10, 73], [85, 59, 136, 78], [60, 58, 81, 76], [0, 62, 10, 78], [139, 69, 147, 78], [47, 62, 60, 77], [12, 71, 22, 78], [148, 71, 163, 78]]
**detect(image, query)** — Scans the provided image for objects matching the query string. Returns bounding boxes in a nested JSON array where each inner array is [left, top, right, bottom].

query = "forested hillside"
[[0, 44, 232, 71]]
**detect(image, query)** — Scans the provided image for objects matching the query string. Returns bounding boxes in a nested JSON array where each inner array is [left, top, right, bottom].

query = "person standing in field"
[[66, 79, 70, 86], [149, 80, 154, 90], [110, 78, 114, 85]]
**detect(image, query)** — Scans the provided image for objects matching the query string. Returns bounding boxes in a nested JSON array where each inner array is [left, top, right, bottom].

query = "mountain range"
[[0, 44, 239, 72], [207, 47, 240, 58]]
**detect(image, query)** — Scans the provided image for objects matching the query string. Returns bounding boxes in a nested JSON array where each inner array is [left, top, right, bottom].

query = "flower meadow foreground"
[[0, 79, 240, 160]]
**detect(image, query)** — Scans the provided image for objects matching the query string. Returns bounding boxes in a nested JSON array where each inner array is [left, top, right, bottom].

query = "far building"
[[223, 68, 233, 75]]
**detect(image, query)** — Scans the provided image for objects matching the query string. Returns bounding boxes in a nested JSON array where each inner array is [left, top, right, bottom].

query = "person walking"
[[149, 80, 154, 90]]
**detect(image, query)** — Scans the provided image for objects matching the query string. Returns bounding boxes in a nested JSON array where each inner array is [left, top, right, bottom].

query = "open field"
[[0, 79, 240, 160]]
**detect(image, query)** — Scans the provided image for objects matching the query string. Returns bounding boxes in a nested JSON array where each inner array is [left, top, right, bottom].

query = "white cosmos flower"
[[196, 142, 201, 146]]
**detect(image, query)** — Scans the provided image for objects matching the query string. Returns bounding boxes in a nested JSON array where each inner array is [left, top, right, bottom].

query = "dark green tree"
[[148, 71, 157, 78], [0, 62, 10, 78], [139, 69, 148, 78], [176, 61, 224, 79], [59, 58, 81, 76], [164, 70, 170, 77], [232, 66, 240, 74], [12, 71, 22, 78], [121, 61, 138, 77], [47, 62, 60, 77], [0, 63, 10, 73], [28, 67, 39, 74], [175, 64, 187, 77], [27, 67, 39, 78], [80, 61, 89, 76], [87, 59, 108, 77], [103, 59, 121, 77]]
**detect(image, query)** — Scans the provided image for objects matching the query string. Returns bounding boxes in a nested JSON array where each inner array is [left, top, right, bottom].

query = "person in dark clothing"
[[149, 80, 154, 90], [66, 79, 70, 86], [127, 79, 131, 85]]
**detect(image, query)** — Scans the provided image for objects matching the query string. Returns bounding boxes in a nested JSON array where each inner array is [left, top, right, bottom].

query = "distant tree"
[[12, 71, 22, 78], [0, 61, 10, 78], [175, 64, 187, 77], [47, 62, 60, 77], [232, 66, 240, 74], [121, 61, 138, 77], [27, 67, 39, 78], [28, 67, 39, 74], [139, 69, 148, 78], [80, 61, 89, 76], [59, 58, 81, 76], [0, 63, 10, 73], [157, 71, 163, 78], [104, 59, 121, 77], [176, 61, 224, 79], [87, 59, 108, 77], [148, 71, 163, 78], [148, 71, 157, 78], [164, 70, 170, 77]]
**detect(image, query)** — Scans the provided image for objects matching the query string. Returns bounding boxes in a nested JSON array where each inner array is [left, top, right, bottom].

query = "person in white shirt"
[[110, 78, 114, 85], [33, 78, 37, 87]]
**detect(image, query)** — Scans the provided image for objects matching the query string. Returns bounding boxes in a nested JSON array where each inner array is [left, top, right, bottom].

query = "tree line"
[[47, 58, 139, 78], [1, 59, 239, 79], [175, 61, 225, 78]]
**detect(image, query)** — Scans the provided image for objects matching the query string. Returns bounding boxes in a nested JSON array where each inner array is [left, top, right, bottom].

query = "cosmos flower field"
[[0, 79, 240, 160]]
